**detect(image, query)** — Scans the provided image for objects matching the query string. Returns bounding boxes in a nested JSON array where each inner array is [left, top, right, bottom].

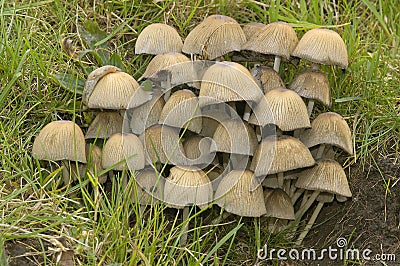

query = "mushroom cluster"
[[32, 15, 353, 245]]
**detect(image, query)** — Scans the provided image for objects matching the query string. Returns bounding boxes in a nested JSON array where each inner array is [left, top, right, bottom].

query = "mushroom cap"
[[264, 188, 295, 220], [102, 133, 145, 171], [212, 119, 258, 156], [132, 166, 164, 205], [163, 165, 213, 209], [295, 159, 352, 197], [85, 112, 123, 139], [200, 106, 232, 138], [250, 135, 315, 177], [139, 124, 187, 166], [183, 135, 217, 167], [159, 89, 202, 133], [135, 23, 183, 55], [139, 52, 201, 89], [317, 192, 335, 203], [87, 71, 140, 109], [242, 22, 267, 41], [182, 14, 246, 60], [292, 28, 348, 68], [199, 61, 263, 107], [215, 169, 266, 217], [288, 69, 331, 106], [129, 93, 165, 135], [250, 65, 285, 94], [242, 21, 298, 60], [300, 112, 353, 155], [32, 120, 86, 163], [249, 88, 310, 131]]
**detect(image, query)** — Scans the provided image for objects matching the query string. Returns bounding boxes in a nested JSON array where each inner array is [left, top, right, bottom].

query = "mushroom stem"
[[284, 179, 291, 195], [277, 172, 284, 188], [243, 103, 252, 121], [61, 160, 70, 185], [228, 102, 237, 116], [121, 170, 128, 190], [307, 100, 315, 116], [273, 56, 281, 72], [316, 144, 326, 159], [295, 190, 320, 221], [163, 74, 172, 101], [180, 206, 190, 246], [291, 188, 304, 205], [296, 201, 324, 245]]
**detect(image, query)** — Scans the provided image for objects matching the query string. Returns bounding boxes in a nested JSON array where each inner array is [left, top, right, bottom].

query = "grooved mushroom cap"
[[215, 169, 267, 217], [292, 28, 348, 68], [102, 133, 145, 171], [159, 89, 202, 133], [85, 112, 123, 139], [139, 124, 187, 165], [129, 93, 165, 135], [295, 159, 352, 197], [183, 135, 217, 167], [135, 23, 183, 55], [32, 120, 86, 163], [248, 88, 311, 131], [132, 166, 164, 205], [264, 188, 295, 220], [288, 69, 331, 106], [85, 144, 107, 183], [200, 107, 232, 138], [199, 61, 263, 107], [212, 119, 258, 156], [250, 65, 285, 94], [300, 112, 353, 155], [164, 165, 213, 209], [242, 21, 298, 60], [242, 22, 267, 41], [87, 71, 140, 109], [250, 135, 315, 177], [182, 14, 246, 60]]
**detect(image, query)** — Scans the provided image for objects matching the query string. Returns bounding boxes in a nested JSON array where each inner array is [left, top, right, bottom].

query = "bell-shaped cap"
[[163, 165, 213, 209], [249, 88, 310, 131], [292, 28, 348, 68], [183, 135, 217, 167], [135, 23, 183, 55], [300, 112, 353, 155], [295, 159, 352, 197], [85, 144, 107, 183], [215, 170, 266, 217], [182, 15, 246, 60], [251, 135, 315, 177], [250, 65, 285, 94], [132, 166, 164, 205], [264, 188, 295, 220], [102, 133, 145, 171], [85, 112, 123, 139], [32, 120, 86, 163], [242, 22, 267, 41], [159, 89, 202, 133]]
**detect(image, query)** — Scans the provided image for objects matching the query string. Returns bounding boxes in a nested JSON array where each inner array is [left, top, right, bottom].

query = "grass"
[[0, 0, 399, 265]]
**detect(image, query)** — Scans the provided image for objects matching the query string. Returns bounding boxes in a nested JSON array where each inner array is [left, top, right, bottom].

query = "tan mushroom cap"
[[242, 22, 267, 41], [32, 120, 86, 163], [200, 107, 232, 138], [295, 159, 352, 197], [317, 192, 334, 203], [85, 144, 107, 183], [264, 188, 295, 220], [250, 65, 286, 94], [288, 69, 331, 107], [140, 53, 190, 79], [292, 28, 348, 68], [85, 112, 123, 139], [215, 169, 266, 217], [129, 93, 165, 135], [135, 23, 183, 55], [87, 71, 140, 109], [132, 166, 164, 205], [163, 165, 213, 209], [183, 135, 217, 166], [300, 112, 353, 155], [102, 133, 145, 171], [249, 88, 310, 131], [242, 21, 298, 60], [182, 14, 246, 60], [212, 119, 258, 156], [250, 135, 315, 177], [199, 61, 262, 107], [139, 124, 187, 166], [159, 89, 202, 133]]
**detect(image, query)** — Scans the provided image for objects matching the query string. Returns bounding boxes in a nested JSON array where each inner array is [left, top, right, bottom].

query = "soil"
[[3, 156, 399, 266]]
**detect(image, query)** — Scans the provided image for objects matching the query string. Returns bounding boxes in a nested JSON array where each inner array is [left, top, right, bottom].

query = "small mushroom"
[[32, 120, 86, 185], [131, 166, 164, 207], [250, 64, 286, 94], [264, 188, 295, 233], [85, 112, 123, 140]]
